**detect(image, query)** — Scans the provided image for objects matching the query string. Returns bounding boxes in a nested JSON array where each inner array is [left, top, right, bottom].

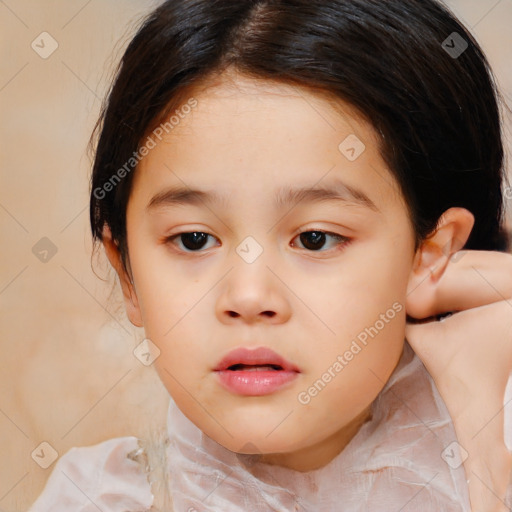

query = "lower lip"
[[215, 369, 299, 396]]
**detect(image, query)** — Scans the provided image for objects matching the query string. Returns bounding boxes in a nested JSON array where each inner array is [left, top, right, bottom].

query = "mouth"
[[213, 347, 300, 373], [213, 347, 300, 396], [226, 363, 284, 371]]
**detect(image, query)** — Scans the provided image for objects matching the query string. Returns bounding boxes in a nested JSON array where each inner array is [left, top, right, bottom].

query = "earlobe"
[[101, 225, 144, 328], [405, 207, 474, 319]]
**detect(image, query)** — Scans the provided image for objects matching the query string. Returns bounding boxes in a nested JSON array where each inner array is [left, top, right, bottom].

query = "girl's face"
[[122, 73, 417, 471]]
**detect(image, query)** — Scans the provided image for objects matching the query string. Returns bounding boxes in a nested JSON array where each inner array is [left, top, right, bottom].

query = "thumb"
[[405, 318, 449, 371]]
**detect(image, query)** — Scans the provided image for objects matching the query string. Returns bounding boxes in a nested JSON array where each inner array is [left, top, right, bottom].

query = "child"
[[28, 0, 512, 510]]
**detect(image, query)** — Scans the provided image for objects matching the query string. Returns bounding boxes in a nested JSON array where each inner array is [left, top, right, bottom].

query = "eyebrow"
[[146, 179, 379, 213]]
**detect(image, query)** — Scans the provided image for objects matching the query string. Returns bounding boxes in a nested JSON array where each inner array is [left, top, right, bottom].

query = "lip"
[[213, 347, 301, 396], [214, 347, 300, 372]]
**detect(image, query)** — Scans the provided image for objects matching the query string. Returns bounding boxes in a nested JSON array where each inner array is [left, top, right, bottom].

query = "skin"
[[406, 250, 512, 512], [101, 70, 494, 480]]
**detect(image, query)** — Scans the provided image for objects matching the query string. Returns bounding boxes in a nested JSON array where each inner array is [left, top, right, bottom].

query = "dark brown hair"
[[90, 0, 511, 273]]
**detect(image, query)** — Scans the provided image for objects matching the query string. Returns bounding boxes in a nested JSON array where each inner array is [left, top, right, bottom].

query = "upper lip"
[[213, 347, 301, 372]]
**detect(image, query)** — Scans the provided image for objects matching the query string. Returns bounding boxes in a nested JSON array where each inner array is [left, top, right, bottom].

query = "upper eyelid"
[[167, 229, 349, 253], [168, 228, 347, 239]]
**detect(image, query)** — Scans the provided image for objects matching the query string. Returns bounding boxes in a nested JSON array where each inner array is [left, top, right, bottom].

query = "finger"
[[430, 250, 512, 315], [406, 300, 512, 376], [405, 315, 449, 369]]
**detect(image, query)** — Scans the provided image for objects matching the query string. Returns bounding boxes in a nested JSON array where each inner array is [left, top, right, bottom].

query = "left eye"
[[291, 230, 349, 252], [165, 230, 350, 253]]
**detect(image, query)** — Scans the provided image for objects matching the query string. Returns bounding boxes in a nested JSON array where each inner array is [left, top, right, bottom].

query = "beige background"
[[1, 1, 511, 510]]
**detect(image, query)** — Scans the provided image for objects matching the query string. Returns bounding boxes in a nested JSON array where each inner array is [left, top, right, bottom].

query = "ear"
[[101, 225, 144, 328], [406, 207, 475, 319]]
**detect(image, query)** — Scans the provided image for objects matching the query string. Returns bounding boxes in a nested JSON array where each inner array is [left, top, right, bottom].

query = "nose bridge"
[[235, 234, 267, 266], [215, 232, 291, 323], [228, 233, 273, 293]]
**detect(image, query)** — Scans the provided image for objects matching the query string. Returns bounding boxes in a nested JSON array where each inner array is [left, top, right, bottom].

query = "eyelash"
[[164, 229, 351, 255]]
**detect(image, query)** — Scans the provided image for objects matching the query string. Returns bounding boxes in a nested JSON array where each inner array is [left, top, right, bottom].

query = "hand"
[[405, 249, 512, 512]]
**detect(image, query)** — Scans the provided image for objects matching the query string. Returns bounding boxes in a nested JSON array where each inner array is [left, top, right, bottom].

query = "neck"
[[258, 406, 372, 472]]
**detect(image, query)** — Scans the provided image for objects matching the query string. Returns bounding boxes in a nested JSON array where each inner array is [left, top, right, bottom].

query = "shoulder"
[[27, 436, 154, 512]]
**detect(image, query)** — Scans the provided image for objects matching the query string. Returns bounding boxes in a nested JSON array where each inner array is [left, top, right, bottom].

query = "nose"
[[215, 260, 292, 325]]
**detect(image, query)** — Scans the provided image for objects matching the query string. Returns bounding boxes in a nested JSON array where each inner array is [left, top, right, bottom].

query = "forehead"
[[181, 71, 370, 138], [131, 72, 405, 216]]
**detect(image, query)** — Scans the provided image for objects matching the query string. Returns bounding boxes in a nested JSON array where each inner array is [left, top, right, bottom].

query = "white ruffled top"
[[28, 341, 512, 512]]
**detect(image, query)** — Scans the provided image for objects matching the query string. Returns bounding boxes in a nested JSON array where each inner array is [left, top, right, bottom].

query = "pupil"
[[300, 231, 325, 250], [182, 232, 207, 250], [180, 231, 328, 251]]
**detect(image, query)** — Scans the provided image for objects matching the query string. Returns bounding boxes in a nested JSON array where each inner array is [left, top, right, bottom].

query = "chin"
[[232, 435, 301, 456], [202, 419, 301, 455]]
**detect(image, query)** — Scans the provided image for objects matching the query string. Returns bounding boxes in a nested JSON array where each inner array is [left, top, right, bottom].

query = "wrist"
[[464, 442, 511, 512]]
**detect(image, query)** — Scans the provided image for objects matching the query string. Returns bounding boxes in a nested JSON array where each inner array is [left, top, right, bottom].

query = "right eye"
[[165, 232, 219, 253]]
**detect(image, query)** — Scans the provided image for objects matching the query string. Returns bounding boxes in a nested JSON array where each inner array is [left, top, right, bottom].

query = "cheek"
[[308, 245, 409, 338], [297, 238, 409, 380], [131, 255, 212, 376], [129, 243, 198, 334]]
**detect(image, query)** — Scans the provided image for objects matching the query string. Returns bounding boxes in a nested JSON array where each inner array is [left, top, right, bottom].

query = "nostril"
[[226, 311, 275, 318]]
